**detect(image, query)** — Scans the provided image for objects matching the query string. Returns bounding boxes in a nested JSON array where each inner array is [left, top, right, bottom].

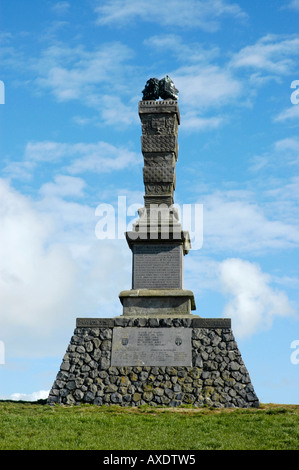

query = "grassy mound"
[[0, 401, 298, 450]]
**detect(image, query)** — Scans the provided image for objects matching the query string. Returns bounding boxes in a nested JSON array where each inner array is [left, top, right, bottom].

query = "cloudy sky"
[[0, 0, 298, 404]]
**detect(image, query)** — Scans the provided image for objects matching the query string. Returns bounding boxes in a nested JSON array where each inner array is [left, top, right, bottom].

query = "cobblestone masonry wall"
[[47, 318, 259, 408]]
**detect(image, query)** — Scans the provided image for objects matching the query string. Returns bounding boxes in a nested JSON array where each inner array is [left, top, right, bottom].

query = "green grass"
[[0, 401, 298, 450]]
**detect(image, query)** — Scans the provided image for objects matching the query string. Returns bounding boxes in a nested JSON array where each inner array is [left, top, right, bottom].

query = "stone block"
[[119, 289, 196, 316], [143, 165, 175, 184], [141, 135, 178, 155], [132, 243, 183, 289], [138, 100, 180, 124]]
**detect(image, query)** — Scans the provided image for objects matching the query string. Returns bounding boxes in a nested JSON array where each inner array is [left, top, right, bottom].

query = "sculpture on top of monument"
[[142, 75, 179, 101], [142, 78, 160, 100], [159, 75, 179, 100]]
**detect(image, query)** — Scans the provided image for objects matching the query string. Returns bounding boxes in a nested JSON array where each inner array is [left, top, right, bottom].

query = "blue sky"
[[0, 0, 299, 404]]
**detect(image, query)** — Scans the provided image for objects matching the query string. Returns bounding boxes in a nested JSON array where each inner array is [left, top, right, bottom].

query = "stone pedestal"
[[47, 317, 259, 408], [119, 289, 196, 316]]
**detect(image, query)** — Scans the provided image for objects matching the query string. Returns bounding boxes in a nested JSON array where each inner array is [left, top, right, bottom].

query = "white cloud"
[[184, 255, 221, 294], [4, 140, 141, 180], [25, 140, 71, 162], [0, 179, 131, 357], [3, 390, 50, 401], [65, 142, 141, 175], [199, 190, 299, 254], [250, 136, 299, 172], [3, 160, 35, 181], [141, 36, 242, 131], [33, 42, 134, 101], [174, 64, 243, 109], [39, 175, 86, 199], [0, 179, 79, 332], [95, 0, 247, 31], [274, 105, 299, 122], [283, 0, 299, 11], [265, 176, 299, 205], [51, 1, 70, 15], [141, 33, 299, 131], [1, 31, 139, 127], [98, 95, 138, 126], [28, 41, 138, 126], [169, 64, 242, 131], [219, 258, 295, 338], [230, 34, 299, 76], [143, 34, 220, 64], [274, 137, 299, 161], [180, 112, 224, 131]]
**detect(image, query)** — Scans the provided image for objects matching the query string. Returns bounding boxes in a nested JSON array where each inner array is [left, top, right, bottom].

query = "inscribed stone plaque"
[[111, 327, 191, 366], [133, 244, 182, 289]]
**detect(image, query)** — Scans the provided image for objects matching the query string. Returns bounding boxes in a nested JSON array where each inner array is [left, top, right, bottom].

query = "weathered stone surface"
[[139, 100, 180, 122], [122, 95, 196, 314], [141, 116, 178, 137], [141, 135, 178, 155], [47, 320, 259, 408], [111, 327, 192, 367], [76, 318, 114, 328], [119, 289, 196, 316], [143, 165, 175, 184], [132, 243, 182, 289]]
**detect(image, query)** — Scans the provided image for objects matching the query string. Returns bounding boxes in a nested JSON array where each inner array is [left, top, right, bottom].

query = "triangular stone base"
[[47, 317, 259, 408]]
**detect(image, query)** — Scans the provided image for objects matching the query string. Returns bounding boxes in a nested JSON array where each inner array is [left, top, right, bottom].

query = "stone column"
[[119, 96, 196, 317]]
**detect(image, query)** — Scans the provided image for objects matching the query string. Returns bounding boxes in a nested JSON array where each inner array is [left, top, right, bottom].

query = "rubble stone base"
[[48, 317, 259, 408]]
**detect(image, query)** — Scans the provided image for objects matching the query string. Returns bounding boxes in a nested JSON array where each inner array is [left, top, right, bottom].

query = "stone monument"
[[48, 77, 259, 408], [120, 75, 195, 319]]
